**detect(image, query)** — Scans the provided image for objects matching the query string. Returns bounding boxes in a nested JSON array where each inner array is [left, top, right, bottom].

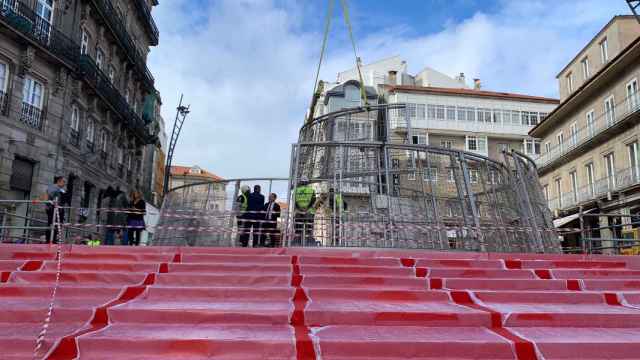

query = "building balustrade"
[[536, 94, 640, 169], [78, 54, 147, 141], [89, 0, 155, 91], [0, 0, 78, 66], [133, 0, 158, 45], [548, 165, 640, 211], [19, 102, 44, 130]]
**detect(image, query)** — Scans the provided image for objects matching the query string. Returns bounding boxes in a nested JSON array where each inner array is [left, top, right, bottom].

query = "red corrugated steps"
[[1, 244, 640, 359]]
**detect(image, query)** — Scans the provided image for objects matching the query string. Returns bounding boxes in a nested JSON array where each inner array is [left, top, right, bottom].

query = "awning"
[[553, 209, 594, 228]]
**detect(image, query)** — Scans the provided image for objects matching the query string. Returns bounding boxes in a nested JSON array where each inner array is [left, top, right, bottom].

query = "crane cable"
[[307, 0, 335, 123], [308, 0, 369, 122], [339, 0, 369, 107]]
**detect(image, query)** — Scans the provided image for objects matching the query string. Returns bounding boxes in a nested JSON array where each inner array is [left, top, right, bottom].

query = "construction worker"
[[236, 185, 251, 247], [294, 176, 316, 246]]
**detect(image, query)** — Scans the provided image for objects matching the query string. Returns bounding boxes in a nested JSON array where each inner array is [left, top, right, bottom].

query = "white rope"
[[34, 202, 63, 359]]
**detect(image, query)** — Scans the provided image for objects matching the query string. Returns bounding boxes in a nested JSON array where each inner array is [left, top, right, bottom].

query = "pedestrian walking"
[[127, 190, 146, 246], [293, 176, 316, 246]]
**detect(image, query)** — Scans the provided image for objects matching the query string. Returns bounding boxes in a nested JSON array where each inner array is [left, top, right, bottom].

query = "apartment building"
[[529, 16, 640, 249], [168, 165, 226, 212], [0, 0, 162, 227]]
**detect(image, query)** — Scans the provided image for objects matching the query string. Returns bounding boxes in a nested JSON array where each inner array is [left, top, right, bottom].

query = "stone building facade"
[[0, 0, 161, 229]]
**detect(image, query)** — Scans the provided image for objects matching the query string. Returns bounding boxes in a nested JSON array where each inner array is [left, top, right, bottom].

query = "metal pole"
[[0, 208, 6, 243], [579, 206, 586, 254], [459, 152, 484, 252], [383, 146, 393, 247]]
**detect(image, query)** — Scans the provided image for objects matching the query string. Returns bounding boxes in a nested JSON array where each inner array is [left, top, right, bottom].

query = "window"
[[22, 77, 43, 108], [586, 110, 595, 137], [521, 111, 530, 126], [127, 153, 132, 170], [0, 62, 7, 95], [569, 122, 578, 147], [555, 178, 562, 208], [456, 106, 466, 121], [466, 107, 476, 122], [117, 148, 124, 165], [446, 106, 456, 120], [70, 105, 79, 131], [605, 152, 615, 189], [478, 108, 492, 123], [492, 109, 502, 124], [80, 29, 90, 55], [585, 162, 595, 196], [407, 103, 416, 118], [423, 167, 437, 182], [600, 38, 609, 63], [412, 134, 428, 145], [345, 86, 359, 102], [556, 132, 564, 151], [416, 104, 425, 120], [540, 113, 548, 121], [566, 72, 574, 93], [627, 78, 639, 112], [100, 130, 108, 153], [96, 48, 104, 70], [466, 136, 487, 153], [448, 168, 455, 183], [435, 105, 445, 120], [543, 185, 549, 201], [469, 169, 479, 184], [408, 169, 416, 181], [108, 65, 115, 83], [570, 170, 578, 203], [629, 141, 639, 181], [498, 143, 509, 152], [511, 110, 521, 125], [545, 142, 551, 154], [604, 95, 615, 126], [427, 104, 436, 120], [86, 118, 95, 143], [440, 140, 453, 149], [524, 139, 541, 155], [35, 0, 54, 40], [124, 88, 130, 104], [581, 57, 590, 80]]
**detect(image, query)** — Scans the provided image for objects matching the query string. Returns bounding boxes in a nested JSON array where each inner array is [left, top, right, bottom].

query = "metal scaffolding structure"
[[155, 104, 560, 253]]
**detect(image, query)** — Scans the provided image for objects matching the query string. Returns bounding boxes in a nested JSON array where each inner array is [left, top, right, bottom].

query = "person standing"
[[294, 176, 316, 246], [236, 185, 251, 247], [260, 193, 281, 247], [247, 185, 265, 247], [127, 190, 146, 246], [114, 188, 129, 245], [45, 176, 66, 244]]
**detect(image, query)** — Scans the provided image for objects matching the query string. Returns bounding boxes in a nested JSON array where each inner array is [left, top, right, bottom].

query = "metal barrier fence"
[[153, 104, 561, 253]]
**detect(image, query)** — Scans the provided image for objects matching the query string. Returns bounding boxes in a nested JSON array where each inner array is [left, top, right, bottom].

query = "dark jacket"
[[247, 192, 265, 216], [263, 201, 281, 223], [128, 199, 146, 222]]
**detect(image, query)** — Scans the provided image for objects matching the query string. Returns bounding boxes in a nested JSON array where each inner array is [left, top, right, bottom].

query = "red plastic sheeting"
[[2, 245, 640, 359]]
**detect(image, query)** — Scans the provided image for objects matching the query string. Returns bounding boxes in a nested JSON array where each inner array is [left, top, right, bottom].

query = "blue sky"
[[148, 0, 631, 179]]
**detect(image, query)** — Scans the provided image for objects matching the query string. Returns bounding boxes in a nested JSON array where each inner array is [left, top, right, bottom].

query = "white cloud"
[[148, 0, 630, 179]]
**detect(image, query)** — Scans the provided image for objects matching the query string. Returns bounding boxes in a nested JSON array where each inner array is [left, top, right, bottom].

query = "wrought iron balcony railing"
[[19, 102, 44, 130], [78, 54, 147, 140], [86, 140, 95, 153], [89, 0, 155, 91], [0, 0, 79, 66], [133, 0, 158, 45], [0, 90, 8, 115]]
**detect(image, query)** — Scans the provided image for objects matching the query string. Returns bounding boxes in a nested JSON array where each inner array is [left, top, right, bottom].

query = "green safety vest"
[[335, 194, 343, 209], [295, 186, 315, 212], [88, 240, 100, 247], [239, 193, 248, 211]]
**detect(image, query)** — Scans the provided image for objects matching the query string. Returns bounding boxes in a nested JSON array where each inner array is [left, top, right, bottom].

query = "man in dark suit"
[[260, 193, 281, 247], [247, 185, 266, 246]]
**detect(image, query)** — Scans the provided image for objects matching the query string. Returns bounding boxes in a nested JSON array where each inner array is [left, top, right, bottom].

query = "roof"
[[530, 32, 640, 136], [170, 165, 224, 181], [324, 80, 378, 105], [386, 85, 559, 104], [556, 15, 637, 78]]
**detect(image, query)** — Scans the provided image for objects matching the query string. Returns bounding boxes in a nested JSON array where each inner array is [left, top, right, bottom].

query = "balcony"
[[78, 55, 147, 140], [389, 111, 534, 136], [133, 0, 159, 46], [19, 102, 44, 130], [88, 0, 155, 91], [548, 165, 640, 212], [0, 0, 79, 66], [535, 94, 640, 169]]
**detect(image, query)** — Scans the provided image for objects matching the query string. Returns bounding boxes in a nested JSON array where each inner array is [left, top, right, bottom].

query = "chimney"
[[388, 70, 397, 85], [473, 78, 482, 90]]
